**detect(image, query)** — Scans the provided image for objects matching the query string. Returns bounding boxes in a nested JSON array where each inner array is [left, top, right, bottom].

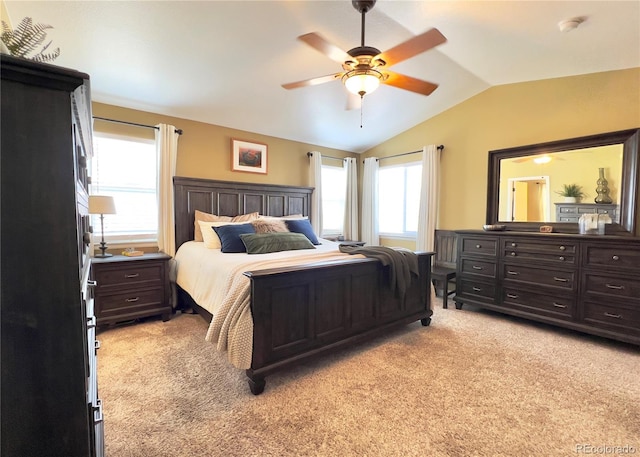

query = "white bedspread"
[[175, 240, 365, 369]]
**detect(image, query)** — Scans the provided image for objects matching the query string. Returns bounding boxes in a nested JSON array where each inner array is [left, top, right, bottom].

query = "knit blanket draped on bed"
[[204, 251, 365, 369]]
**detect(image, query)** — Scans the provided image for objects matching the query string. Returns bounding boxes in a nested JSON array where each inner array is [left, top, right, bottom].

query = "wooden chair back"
[[434, 230, 458, 268]]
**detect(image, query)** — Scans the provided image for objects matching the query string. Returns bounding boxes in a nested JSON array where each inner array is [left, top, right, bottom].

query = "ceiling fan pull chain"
[[360, 96, 364, 128]]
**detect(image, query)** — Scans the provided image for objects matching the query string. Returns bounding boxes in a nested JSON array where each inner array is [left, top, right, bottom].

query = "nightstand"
[[91, 253, 172, 326]]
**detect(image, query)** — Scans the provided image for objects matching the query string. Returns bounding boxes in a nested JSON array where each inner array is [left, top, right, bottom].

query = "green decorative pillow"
[[240, 232, 316, 254]]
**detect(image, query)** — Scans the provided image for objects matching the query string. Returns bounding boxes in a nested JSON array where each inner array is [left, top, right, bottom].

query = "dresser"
[[92, 253, 172, 326], [555, 202, 618, 223], [1, 55, 104, 455], [454, 230, 640, 345]]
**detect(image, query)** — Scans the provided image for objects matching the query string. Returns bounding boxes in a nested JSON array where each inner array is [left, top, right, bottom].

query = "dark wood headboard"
[[173, 176, 313, 249]]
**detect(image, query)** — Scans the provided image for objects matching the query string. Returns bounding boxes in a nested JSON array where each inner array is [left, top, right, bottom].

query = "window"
[[378, 162, 422, 236], [321, 164, 347, 236], [91, 134, 157, 243]]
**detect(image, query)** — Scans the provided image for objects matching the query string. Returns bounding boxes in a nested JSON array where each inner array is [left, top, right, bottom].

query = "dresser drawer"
[[502, 239, 577, 264], [502, 264, 576, 290], [457, 278, 496, 302], [502, 287, 574, 319], [584, 244, 640, 270], [94, 262, 164, 291], [460, 258, 496, 278], [582, 273, 640, 303], [460, 237, 497, 257], [583, 301, 640, 336]]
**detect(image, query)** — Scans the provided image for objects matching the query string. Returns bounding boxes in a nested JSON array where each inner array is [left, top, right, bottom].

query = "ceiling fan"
[[282, 0, 447, 103]]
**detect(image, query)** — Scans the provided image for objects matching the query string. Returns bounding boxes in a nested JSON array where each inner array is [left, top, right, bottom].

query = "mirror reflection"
[[498, 145, 624, 223]]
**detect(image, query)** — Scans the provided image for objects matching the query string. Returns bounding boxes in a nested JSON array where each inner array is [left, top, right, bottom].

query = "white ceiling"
[[5, 1, 639, 153]]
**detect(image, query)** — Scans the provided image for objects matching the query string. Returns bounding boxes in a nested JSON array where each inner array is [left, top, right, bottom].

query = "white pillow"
[[198, 221, 249, 249]]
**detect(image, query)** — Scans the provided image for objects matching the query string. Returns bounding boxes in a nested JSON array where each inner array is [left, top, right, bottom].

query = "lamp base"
[[94, 253, 113, 258]]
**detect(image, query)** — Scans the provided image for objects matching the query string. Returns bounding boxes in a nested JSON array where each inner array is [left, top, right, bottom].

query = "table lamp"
[[89, 195, 117, 258]]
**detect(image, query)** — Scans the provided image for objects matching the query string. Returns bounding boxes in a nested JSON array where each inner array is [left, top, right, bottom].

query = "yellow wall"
[[363, 68, 640, 244], [93, 102, 355, 188], [1, 0, 10, 26]]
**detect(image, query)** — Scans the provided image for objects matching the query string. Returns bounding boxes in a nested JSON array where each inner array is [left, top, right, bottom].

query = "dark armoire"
[[1, 54, 104, 456]]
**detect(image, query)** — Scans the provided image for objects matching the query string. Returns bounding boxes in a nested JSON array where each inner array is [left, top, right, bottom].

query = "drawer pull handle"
[[553, 277, 568, 283], [472, 265, 483, 270], [87, 280, 97, 288], [507, 270, 519, 275], [612, 255, 620, 261], [605, 284, 624, 290], [559, 246, 566, 251], [506, 293, 518, 299], [125, 273, 140, 278], [511, 243, 517, 247], [604, 312, 622, 319], [126, 297, 140, 302], [552, 302, 567, 309], [559, 256, 565, 261], [475, 244, 481, 249], [510, 252, 516, 257], [472, 287, 482, 292], [94, 399, 104, 424]]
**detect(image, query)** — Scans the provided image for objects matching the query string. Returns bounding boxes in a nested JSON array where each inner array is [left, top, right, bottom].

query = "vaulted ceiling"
[[4, 1, 639, 152]]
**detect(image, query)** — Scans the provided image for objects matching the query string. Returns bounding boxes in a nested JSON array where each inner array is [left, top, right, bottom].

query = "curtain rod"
[[377, 145, 444, 162], [307, 152, 350, 161], [93, 116, 183, 135]]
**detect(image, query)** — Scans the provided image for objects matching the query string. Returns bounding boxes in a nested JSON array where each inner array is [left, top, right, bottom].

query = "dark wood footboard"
[[243, 251, 433, 394]]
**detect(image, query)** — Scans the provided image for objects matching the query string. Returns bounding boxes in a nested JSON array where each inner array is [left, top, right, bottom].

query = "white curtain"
[[343, 157, 359, 241], [361, 157, 379, 245], [309, 151, 323, 235], [155, 124, 179, 257], [416, 145, 441, 252]]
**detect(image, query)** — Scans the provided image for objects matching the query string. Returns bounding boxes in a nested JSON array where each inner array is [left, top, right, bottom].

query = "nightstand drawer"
[[94, 262, 164, 290], [98, 288, 165, 312]]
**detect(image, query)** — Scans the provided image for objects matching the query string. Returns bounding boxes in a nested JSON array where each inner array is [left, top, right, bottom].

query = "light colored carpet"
[[97, 299, 640, 457]]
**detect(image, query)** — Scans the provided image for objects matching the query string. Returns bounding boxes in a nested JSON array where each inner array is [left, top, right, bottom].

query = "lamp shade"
[[344, 71, 381, 96], [88, 195, 116, 215]]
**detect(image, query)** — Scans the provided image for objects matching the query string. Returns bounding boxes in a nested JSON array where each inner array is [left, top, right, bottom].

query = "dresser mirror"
[[486, 129, 640, 235]]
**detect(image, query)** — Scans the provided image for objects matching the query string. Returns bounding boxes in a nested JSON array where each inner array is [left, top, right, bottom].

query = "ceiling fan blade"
[[375, 28, 446, 67], [382, 71, 439, 96], [346, 92, 361, 111], [298, 32, 353, 64], [281, 73, 341, 90]]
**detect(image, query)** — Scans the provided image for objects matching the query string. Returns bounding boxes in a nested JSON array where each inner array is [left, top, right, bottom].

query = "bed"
[[174, 176, 434, 394]]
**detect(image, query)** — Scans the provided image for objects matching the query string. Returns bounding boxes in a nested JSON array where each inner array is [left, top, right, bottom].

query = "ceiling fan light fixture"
[[533, 156, 552, 164], [343, 69, 382, 96]]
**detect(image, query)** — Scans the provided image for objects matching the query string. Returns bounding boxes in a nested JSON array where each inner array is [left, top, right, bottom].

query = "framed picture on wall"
[[231, 139, 268, 174]]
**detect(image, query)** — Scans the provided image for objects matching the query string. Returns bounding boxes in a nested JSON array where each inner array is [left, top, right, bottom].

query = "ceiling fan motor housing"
[[352, 0, 376, 14]]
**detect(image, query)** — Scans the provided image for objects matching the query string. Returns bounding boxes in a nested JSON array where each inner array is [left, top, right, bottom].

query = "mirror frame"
[[486, 128, 640, 236]]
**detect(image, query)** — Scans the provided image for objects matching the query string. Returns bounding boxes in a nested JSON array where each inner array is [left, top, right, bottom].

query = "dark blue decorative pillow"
[[213, 223, 256, 253], [285, 219, 320, 245]]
